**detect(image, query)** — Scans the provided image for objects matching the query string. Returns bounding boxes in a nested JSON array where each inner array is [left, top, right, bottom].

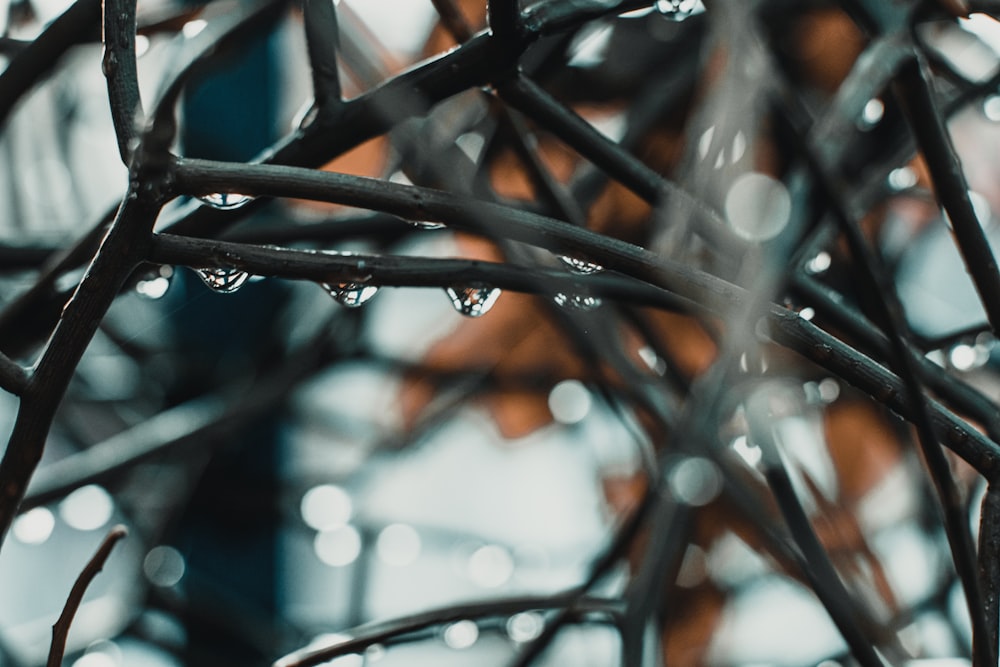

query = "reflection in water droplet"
[[553, 293, 602, 311], [507, 611, 545, 643], [557, 255, 604, 274], [198, 192, 254, 210], [443, 620, 479, 649], [196, 268, 251, 294], [806, 251, 831, 274], [323, 282, 379, 308], [654, 0, 698, 20], [446, 286, 501, 317]]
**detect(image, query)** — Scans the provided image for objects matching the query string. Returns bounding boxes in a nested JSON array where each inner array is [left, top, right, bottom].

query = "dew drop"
[[323, 282, 379, 308], [553, 293, 602, 311], [654, 0, 698, 20], [408, 219, 446, 230], [446, 286, 501, 317], [196, 268, 251, 294], [557, 255, 604, 274], [198, 192, 254, 210]]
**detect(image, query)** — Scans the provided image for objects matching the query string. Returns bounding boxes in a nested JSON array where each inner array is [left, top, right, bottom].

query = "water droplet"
[[798, 306, 815, 321], [548, 379, 592, 424], [806, 251, 831, 274], [553, 293, 602, 310], [60, 485, 114, 531], [182, 19, 207, 38], [446, 286, 501, 317], [301, 484, 353, 530], [314, 525, 362, 567], [506, 612, 544, 643], [443, 621, 479, 649], [323, 282, 379, 308], [198, 192, 254, 210], [697, 126, 715, 160], [196, 268, 251, 294], [654, 0, 698, 20], [407, 219, 446, 230], [557, 255, 603, 274], [888, 166, 918, 190], [144, 545, 186, 587], [13, 507, 54, 545]]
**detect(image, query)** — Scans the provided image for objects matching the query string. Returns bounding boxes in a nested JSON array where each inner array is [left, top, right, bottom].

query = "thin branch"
[[102, 0, 143, 164], [978, 484, 1000, 665], [302, 0, 342, 110], [273, 593, 623, 667], [895, 55, 1000, 335], [0, 0, 101, 129], [46, 525, 128, 667], [0, 352, 27, 396]]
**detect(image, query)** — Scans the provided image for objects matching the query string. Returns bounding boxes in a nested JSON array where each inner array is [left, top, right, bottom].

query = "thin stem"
[[895, 55, 1000, 335], [47, 525, 128, 667], [978, 484, 1000, 664]]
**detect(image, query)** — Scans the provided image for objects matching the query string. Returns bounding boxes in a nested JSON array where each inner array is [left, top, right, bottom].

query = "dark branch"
[[46, 525, 128, 667]]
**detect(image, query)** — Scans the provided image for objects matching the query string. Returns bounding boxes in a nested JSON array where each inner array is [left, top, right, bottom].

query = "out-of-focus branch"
[[0, 353, 27, 396], [273, 593, 623, 667], [46, 525, 128, 667], [302, 0, 342, 110], [895, 55, 1000, 335], [978, 485, 1000, 664], [0, 0, 101, 129]]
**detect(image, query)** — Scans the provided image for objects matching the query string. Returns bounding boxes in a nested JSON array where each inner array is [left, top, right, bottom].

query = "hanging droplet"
[[196, 268, 251, 294], [407, 219, 446, 230], [557, 255, 604, 275], [553, 293, 602, 311], [198, 193, 254, 210], [654, 0, 698, 20], [446, 286, 501, 317], [323, 282, 379, 308]]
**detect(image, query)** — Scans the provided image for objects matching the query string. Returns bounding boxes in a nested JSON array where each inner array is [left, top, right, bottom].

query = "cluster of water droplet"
[[557, 254, 603, 275], [446, 286, 502, 317]]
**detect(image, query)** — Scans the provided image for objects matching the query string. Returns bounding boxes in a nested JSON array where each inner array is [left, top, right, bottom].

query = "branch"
[[0, 352, 27, 396], [0, 0, 101, 129], [102, 0, 143, 164], [895, 55, 1000, 334], [46, 525, 128, 667], [273, 593, 622, 667], [979, 485, 1000, 665], [302, 0, 342, 110]]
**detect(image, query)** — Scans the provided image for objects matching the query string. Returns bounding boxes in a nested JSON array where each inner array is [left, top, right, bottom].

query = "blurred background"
[[2, 0, 1000, 665]]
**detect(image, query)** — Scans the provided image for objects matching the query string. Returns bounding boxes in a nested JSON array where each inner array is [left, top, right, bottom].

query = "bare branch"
[[102, 0, 143, 163], [302, 0, 342, 110], [0, 352, 27, 396], [46, 525, 128, 667]]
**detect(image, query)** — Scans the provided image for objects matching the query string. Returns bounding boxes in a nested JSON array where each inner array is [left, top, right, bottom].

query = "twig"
[[273, 593, 622, 667], [46, 525, 128, 667], [978, 484, 1000, 664], [0, 0, 101, 129], [895, 55, 1000, 335]]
